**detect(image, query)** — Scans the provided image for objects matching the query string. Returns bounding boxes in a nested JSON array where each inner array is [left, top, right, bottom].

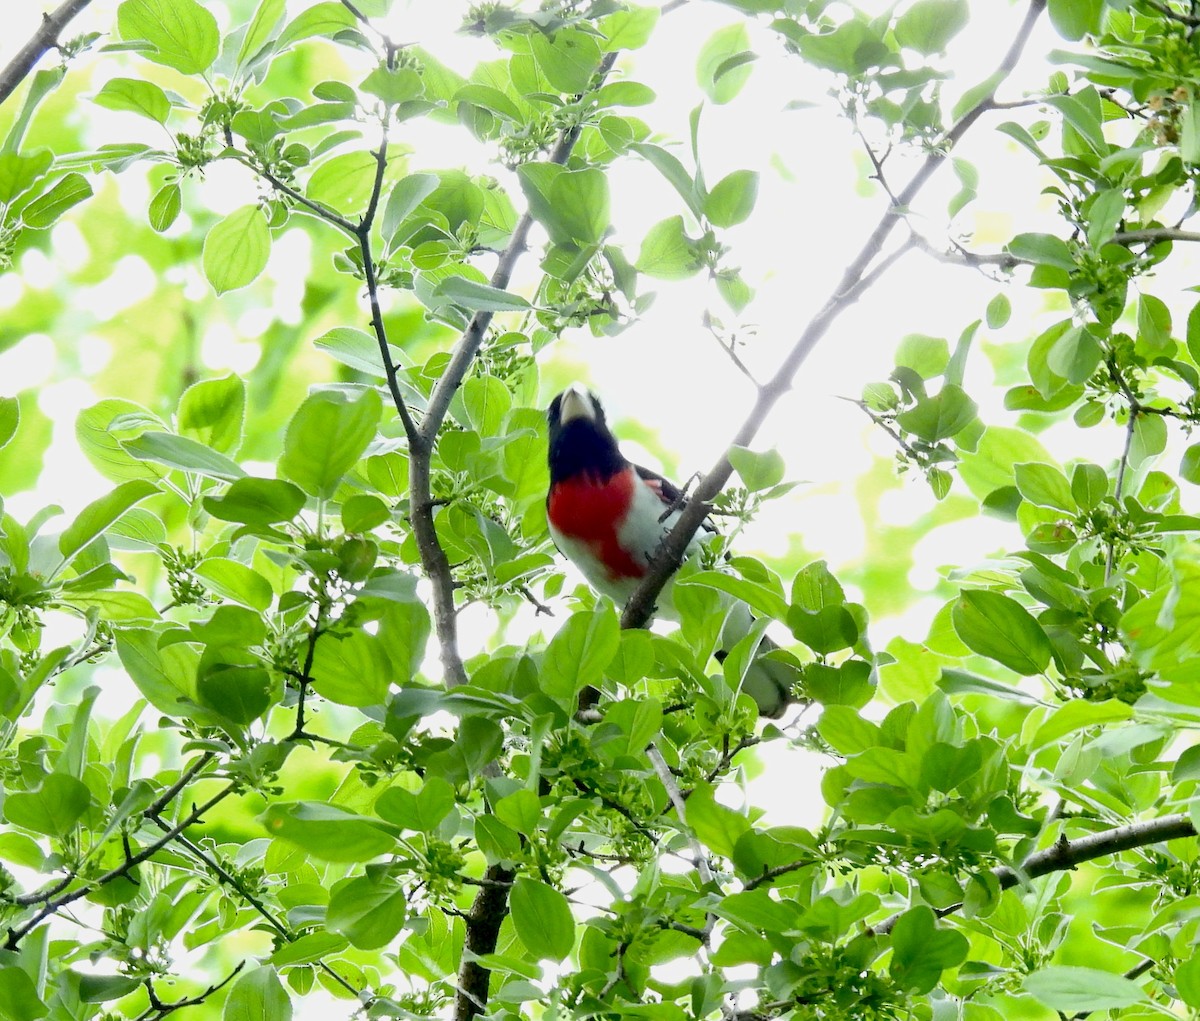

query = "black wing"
[[633, 463, 718, 534]]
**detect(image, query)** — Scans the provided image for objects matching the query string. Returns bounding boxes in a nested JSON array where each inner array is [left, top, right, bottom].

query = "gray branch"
[[0, 0, 94, 109]]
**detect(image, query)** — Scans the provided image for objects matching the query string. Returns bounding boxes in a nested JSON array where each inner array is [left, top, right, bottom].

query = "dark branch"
[[871, 813, 1197, 936], [6, 782, 238, 948], [619, 0, 1048, 631], [455, 863, 516, 1021], [0, 0, 93, 109], [137, 961, 246, 1021]]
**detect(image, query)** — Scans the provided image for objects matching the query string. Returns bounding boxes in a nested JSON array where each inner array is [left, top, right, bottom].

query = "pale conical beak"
[[559, 384, 596, 424]]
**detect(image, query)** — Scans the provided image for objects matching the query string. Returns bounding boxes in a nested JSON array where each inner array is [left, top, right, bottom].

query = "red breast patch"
[[547, 468, 645, 580]]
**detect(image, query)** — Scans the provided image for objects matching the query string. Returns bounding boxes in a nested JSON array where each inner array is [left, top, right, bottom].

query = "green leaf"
[[728, 445, 784, 492], [327, 873, 408, 950], [895, 334, 949, 377], [1013, 462, 1075, 512], [361, 66, 424, 105], [542, 604, 619, 702], [636, 215, 702, 279], [196, 659, 271, 725], [680, 571, 789, 623], [203, 205, 271, 295], [951, 590, 1053, 675], [0, 968, 47, 1019], [986, 293, 1011, 329], [61, 590, 161, 622], [1023, 966, 1147, 1012], [705, 170, 758, 228], [194, 558, 273, 611], [1030, 699, 1132, 749], [0, 396, 17, 450], [115, 628, 199, 716], [937, 668, 1046, 706], [1071, 462, 1107, 510], [1177, 957, 1200, 1008], [697, 23, 754, 104], [433, 276, 531, 312], [122, 431, 246, 481], [314, 326, 403, 377], [179, 374, 245, 454], [1137, 293, 1172, 352], [685, 783, 750, 858], [262, 802, 397, 862], [599, 4, 659, 51], [276, 2, 355, 50], [631, 143, 703, 218], [59, 479, 157, 565], [237, 0, 287, 67], [894, 0, 968, 54], [510, 878, 575, 962], [93, 77, 171, 123], [22, 172, 93, 228], [269, 932, 348, 969], [375, 776, 456, 832], [1007, 232, 1074, 269], [4, 773, 92, 837], [382, 172, 440, 244], [896, 385, 977, 442], [222, 965, 292, 1021], [529, 29, 601, 93], [518, 166, 610, 248], [1046, 0, 1104, 41], [279, 388, 382, 498], [118, 0, 220, 74], [0, 149, 52, 204], [148, 183, 181, 232], [309, 629, 389, 706], [1087, 188, 1124, 249], [204, 477, 306, 525], [1182, 443, 1200, 486], [307, 149, 383, 212], [889, 905, 969, 993]]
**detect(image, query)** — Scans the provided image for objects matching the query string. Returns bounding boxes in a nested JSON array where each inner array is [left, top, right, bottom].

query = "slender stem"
[[620, 0, 1048, 631], [0, 0, 93, 109], [153, 825, 362, 999]]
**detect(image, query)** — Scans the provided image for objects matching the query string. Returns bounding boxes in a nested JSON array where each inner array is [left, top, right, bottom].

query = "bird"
[[545, 383, 795, 717]]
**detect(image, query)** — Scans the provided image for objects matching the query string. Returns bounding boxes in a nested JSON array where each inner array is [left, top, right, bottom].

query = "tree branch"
[[871, 813, 1197, 936], [455, 862, 516, 1021], [619, 0, 1048, 631], [0, 0, 93, 109], [408, 49, 620, 688], [5, 782, 238, 948], [1113, 227, 1200, 245], [136, 961, 246, 1021]]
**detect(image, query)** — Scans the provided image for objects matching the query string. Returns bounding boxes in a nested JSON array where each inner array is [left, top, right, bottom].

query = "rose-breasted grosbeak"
[[546, 383, 793, 716]]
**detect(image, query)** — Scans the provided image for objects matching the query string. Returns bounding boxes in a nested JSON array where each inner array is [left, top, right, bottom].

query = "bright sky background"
[[4, 1, 1191, 1014]]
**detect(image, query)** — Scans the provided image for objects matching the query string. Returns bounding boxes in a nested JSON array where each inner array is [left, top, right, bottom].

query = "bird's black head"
[[546, 384, 627, 483]]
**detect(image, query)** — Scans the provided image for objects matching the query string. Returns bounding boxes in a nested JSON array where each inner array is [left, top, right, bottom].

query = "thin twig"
[[6, 782, 238, 948], [1112, 227, 1200, 245], [647, 744, 713, 888], [1143, 0, 1200, 25], [0, 0, 94, 109], [620, 0, 1048, 631], [136, 961, 246, 1021]]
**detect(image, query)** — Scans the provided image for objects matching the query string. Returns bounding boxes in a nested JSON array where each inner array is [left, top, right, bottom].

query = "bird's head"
[[546, 384, 627, 482]]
